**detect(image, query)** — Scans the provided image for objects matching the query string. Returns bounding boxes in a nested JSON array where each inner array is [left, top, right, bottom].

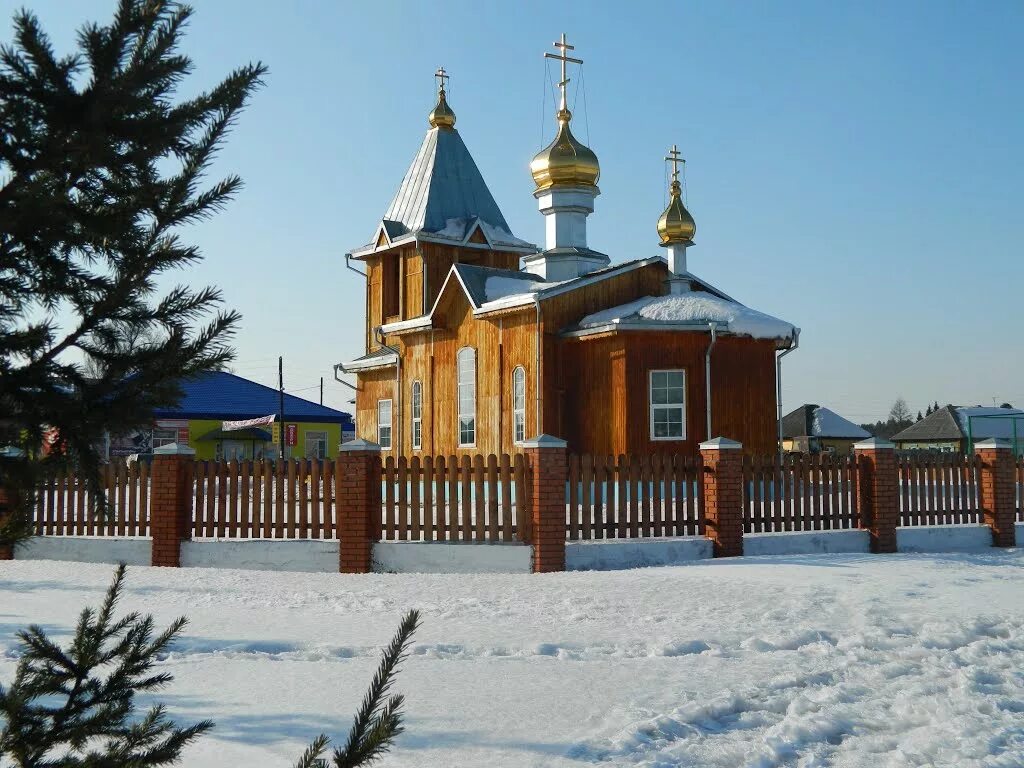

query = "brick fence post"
[[150, 443, 195, 567], [975, 438, 1017, 548], [337, 438, 382, 573], [700, 437, 744, 557], [853, 437, 898, 553], [522, 435, 568, 573]]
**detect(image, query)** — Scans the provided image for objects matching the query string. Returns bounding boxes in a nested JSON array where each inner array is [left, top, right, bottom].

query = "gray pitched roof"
[[780, 404, 869, 439], [781, 404, 816, 439], [381, 127, 512, 238], [891, 406, 964, 442]]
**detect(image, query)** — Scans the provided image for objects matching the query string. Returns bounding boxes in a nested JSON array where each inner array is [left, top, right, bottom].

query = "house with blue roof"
[[108, 371, 353, 461]]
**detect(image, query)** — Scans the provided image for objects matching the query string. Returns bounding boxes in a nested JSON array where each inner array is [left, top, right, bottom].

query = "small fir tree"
[[0, 565, 422, 768], [0, 0, 266, 546]]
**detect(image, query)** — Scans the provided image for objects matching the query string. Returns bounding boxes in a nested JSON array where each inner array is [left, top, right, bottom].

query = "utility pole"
[[320, 376, 324, 406], [278, 356, 285, 459]]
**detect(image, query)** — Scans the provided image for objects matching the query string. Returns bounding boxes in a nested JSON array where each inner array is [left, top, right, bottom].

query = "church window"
[[512, 366, 526, 444], [411, 381, 422, 450], [377, 399, 393, 449], [649, 370, 686, 440], [457, 347, 476, 446]]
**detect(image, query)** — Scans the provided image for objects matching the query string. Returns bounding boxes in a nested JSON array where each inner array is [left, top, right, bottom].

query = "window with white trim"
[[377, 399, 393, 449], [512, 366, 526, 444], [649, 370, 686, 440], [411, 380, 422, 450], [457, 347, 476, 446], [304, 430, 328, 459], [151, 428, 178, 449]]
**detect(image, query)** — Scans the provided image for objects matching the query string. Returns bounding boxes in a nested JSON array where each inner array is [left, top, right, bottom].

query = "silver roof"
[[380, 127, 513, 238]]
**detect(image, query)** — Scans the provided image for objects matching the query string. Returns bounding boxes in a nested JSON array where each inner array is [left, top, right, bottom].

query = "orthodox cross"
[[434, 66, 449, 93], [544, 33, 583, 109], [665, 144, 686, 184]]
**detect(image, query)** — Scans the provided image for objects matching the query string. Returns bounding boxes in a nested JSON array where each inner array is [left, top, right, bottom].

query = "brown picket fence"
[[379, 454, 530, 542], [190, 459, 336, 539], [742, 453, 860, 532], [897, 451, 981, 526], [565, 454, 703, 539], [1017, 456, 1024, 523], [32, 460, 150, 536]]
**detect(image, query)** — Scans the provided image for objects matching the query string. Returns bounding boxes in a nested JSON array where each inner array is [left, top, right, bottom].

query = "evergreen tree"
[[926, 403, 933, 416], [0, 1, 266, 545], [1, 566, 422, 768], [917, 411, 923, 422], [1001, 402, 1013, 409]]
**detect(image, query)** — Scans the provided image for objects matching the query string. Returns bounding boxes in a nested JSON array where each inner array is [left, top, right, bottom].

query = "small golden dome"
[[428, 88, 456, 129], [657, 179, 696, 244], [530, 108, 600, 192]]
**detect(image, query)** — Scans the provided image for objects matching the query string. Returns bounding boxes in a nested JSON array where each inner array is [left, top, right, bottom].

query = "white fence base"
[[15, 536, 151, 566], [180, 539, 338, 572], [744, 529, 871, 557], [896, 525, 993, 553], [565, 536, 712, 571], [372, 542, 532, 574]]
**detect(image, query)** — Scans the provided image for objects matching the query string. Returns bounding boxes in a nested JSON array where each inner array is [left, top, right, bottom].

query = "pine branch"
[[294, 733, 330, 768]]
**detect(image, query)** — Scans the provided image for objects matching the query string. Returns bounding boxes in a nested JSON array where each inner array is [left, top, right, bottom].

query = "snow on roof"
[[484, 274, 556, 302], [811, 407, 870, 439], [576, 292, 797, 340], [956, 407, 1024, 439], [431, 218, 534, 248]]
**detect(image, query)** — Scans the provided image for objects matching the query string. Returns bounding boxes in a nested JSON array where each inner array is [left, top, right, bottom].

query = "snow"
[[956, 407, 1024, 440], [811, 406, 871, 439], [484, 274, 553, 301], [432, 218, 533, 248], [4, 552, 1024, 766], [578, 292, 798, 340]]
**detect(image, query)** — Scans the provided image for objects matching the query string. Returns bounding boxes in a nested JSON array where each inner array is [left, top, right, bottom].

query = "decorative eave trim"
[[379, 316, 434, 335], [337, 352, 399, 372], [348, 229, 537, 260], [559, 319, 796, 349]]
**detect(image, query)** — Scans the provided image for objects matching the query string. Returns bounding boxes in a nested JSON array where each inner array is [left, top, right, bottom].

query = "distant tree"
[[888, 398, 912, 425], [1001, 402, 1013, 409], [0, 566, 422, 768], [926, 403, 934, 416], [916, 411, 923, 422], [0, 0, 266, 547], [935, 401, 941, 413]]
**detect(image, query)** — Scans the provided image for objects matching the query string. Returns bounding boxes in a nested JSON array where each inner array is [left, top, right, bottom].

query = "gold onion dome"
[[530, 108, 600, 192], [657, 179, 696, 244], [428, 87, 456, 129]]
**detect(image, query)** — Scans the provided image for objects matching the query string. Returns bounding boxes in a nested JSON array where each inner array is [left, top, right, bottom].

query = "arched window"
[[457, 347, 476, 446], [512, 366, 526, 444], [411, 380, 422, 450]]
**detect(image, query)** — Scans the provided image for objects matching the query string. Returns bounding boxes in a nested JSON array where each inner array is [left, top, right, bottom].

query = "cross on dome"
[[544, 33, 583, 116], [434, 66, 449, 93], [665, 144, 685, 184], [428, 66, 456, 129]]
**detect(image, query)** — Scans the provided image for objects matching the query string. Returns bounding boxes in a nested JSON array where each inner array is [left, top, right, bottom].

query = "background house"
[[106, 371, 354, 461], [892, 405, 1024, 454], [779, 404, 870, 455]]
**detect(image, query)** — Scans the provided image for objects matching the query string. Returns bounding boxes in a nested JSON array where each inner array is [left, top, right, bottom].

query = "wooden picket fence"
[[565, 454, 703, 539], [379, 454, 530, 542], [1017, 456, 1024, 523], [897, 452, 981, 526], [33, 460, 151, 536], [742, 453, 860, 533], [190, 459, 336, 539]]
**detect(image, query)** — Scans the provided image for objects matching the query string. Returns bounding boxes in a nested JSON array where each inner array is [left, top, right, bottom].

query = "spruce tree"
[[1, 566, 422, 768], [0, 0, 266, 545]]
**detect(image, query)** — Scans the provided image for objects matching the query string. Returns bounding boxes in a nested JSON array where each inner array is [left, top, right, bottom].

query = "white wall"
[[15, 536, 151, 566], [180, 540, 339, 572], [896, 525, 993, 553], [743, 530, 871, 557], [565, 537, 712, 571], [373, 542, 532, 574]]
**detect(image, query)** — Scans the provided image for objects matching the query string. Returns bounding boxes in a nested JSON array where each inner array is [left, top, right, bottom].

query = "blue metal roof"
[[152, 371, 352, 425]]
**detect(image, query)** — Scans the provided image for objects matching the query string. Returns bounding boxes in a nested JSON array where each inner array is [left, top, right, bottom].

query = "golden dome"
[[657, 179, 696, 244], [530, 108, 600, 192], [428, 88, 456, 129]]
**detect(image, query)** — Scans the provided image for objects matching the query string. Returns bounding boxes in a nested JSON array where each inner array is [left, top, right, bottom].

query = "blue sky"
[[9, 0, 1023, 423]]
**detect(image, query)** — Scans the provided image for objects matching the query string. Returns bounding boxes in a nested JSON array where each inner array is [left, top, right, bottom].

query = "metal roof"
[[152, 371, 352, 425], [891, 407, 964, 442], [381, 127, 512, 238]]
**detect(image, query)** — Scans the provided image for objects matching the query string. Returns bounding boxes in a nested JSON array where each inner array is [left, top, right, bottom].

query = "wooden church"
[[337, 37, 798, 458]]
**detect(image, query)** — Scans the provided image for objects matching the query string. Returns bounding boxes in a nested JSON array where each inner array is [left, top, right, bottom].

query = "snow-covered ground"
[[3, 552, 1024, 767]]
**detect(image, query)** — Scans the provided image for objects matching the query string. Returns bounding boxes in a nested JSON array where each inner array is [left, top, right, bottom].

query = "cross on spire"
[[665, 144, 686, 184], [544, 33, 583, 113], [434, 66, 449, 94]]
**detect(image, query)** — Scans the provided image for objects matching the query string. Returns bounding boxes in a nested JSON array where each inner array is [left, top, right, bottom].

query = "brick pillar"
[[337, 438, 382, 573], [522, 435, 568, 573], [975, 438, 1017, 548], [150, 443, 195, 567], [700, 437, 744, 557], [853, 437, 898, 553]]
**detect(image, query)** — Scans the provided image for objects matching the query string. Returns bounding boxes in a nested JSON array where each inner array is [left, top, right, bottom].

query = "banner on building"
[[285, 423, 298, 447], [222, 414, 277, 432]]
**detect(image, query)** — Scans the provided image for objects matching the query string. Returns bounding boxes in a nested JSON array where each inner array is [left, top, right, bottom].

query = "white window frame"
[[151, 428, 178, 450], [457, 347, 476, 447], [377, 399, 393, 449], [649, 369, 686, 441], [411, 380, 422, 450], [304, 430, 328, 459], [512, 366, 526, 444]]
